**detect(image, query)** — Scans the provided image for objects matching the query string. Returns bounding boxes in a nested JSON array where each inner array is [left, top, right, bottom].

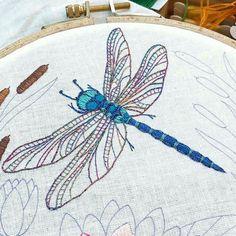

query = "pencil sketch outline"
[[0, 78, 57, 131], [2, 28, 226, 211], [59, 199, 236, 236], [0, 178, 39, 236], [176, 50, 236, 179]]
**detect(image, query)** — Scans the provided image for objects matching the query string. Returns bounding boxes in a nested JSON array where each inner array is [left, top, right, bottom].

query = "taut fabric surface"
[[0, 23, 235, 235]]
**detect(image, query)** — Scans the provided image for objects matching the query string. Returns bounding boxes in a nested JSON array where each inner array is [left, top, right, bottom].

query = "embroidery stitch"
[[0, 87, 10, 107], [0, 64, 50, 119], [0, 78, 57, 131], [175, 51, 236, 183], [0, 135, 10, 161], [2, 28, 225, 210], [16, 64, 49, 94]]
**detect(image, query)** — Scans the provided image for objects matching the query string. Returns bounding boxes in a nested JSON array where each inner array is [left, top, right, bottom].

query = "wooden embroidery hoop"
[[0, 12, 235, 59], [0, 3, 235, 221]]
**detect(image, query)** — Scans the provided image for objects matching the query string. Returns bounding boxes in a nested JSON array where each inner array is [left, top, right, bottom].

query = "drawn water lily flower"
[[59, 200, 179, 236], [60, 199, 236, 236], [0, 179, 39, 236]]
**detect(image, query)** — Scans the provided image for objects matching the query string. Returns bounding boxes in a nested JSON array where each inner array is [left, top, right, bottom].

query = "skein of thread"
[[17, 64, 49, 94], [0, 87, 10, 106], [0, 135, 10, 161], [189, 0, 236, 29], [173, 0, 236, 37]]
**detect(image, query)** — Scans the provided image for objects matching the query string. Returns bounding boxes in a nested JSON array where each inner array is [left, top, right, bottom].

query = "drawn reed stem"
[[0, 87, 10, 106], [17, 64, 49, 94], [0, 135, 10, 161]]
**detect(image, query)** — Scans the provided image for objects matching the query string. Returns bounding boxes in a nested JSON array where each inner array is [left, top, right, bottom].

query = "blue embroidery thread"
[[2, 28, 225, 210]]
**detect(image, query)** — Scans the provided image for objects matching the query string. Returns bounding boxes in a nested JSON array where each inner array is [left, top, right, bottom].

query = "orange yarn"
[[188, 0, 236, 29]]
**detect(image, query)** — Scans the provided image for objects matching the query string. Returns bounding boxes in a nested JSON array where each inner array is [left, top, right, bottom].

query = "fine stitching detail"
[[2, 28, 225, 211]]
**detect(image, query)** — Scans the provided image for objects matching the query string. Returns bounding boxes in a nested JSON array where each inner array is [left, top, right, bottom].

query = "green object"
[[182, 0, 189, 21], [131, 0, 157, 8]]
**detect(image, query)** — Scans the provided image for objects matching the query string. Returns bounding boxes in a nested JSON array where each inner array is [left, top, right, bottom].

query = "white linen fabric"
[[0, 23, 236, 236]]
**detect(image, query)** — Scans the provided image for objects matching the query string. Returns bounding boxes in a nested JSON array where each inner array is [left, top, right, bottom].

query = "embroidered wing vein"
[[45, 117, 126, 210], [103, 28, 131, 102], [2, 111, 101, 172], [117, 44, 168, 116]]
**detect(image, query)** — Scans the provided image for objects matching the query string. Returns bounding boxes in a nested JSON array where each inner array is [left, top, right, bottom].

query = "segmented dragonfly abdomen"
[[128, 118, 225, 173]]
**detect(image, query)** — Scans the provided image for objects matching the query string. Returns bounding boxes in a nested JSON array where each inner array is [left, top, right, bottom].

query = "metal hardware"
[[65, 1, 130, 18]]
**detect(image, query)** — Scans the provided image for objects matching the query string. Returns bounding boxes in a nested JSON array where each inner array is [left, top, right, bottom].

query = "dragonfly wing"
[[103, 28, 131, 102], [118, 44, 168, 116], [46, 119, 127, 210], [2, 111, 102, 172]]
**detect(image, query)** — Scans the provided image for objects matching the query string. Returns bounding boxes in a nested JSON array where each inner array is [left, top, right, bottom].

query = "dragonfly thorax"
[[101, 102, 131, 124], [76, 88, 131, 124]]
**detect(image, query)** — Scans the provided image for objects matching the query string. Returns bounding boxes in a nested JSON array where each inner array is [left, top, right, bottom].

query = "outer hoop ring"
[[0, 16, 235, 59]]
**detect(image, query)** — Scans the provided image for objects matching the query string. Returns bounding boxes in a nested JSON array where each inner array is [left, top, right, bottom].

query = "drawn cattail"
[[0, 87, 10, 106], [17, 64, 49, 94], [0, 135, 10, 161]]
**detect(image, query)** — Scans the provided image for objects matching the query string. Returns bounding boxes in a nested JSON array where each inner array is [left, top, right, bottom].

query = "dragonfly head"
[[76, 87, 106, 112]]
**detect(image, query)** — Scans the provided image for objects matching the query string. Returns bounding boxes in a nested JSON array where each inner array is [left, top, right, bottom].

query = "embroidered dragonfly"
[[2, 28, 225, 210]]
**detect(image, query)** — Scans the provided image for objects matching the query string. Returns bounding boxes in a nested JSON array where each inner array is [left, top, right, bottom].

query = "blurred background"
[[0, 0, 235, 49]]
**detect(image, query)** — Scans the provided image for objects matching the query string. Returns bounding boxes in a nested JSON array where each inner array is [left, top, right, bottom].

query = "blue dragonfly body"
[[2, 28, 225, 210], [62, 82, 225, 174]]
